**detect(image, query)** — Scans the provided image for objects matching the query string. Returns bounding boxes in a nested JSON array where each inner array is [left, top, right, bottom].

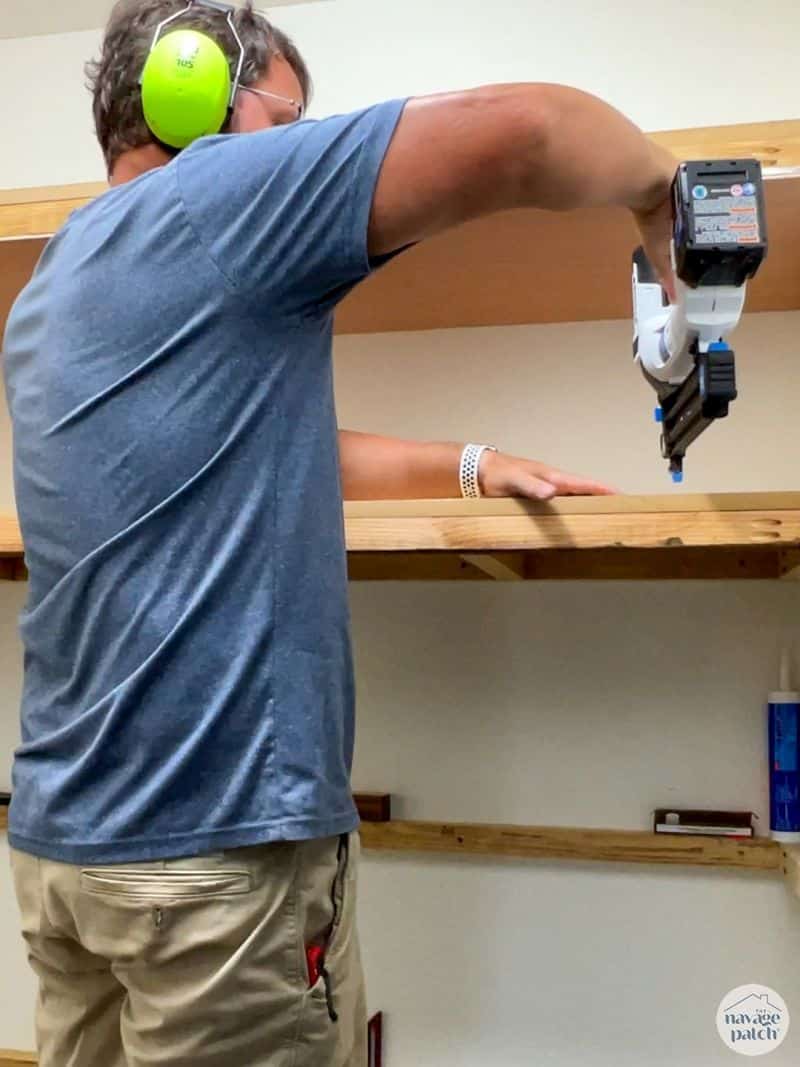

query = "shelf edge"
[[360, 819, 782, 872]]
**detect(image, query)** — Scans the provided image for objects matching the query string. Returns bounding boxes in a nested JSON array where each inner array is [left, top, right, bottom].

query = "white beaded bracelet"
[[459, 443, 497, 499]]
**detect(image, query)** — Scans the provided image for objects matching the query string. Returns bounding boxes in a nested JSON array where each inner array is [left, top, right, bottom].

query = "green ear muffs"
[[140, 28, 232, 149]]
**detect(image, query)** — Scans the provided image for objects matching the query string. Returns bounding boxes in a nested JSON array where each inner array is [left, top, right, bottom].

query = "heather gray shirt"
[[2, 99, 407, 863]]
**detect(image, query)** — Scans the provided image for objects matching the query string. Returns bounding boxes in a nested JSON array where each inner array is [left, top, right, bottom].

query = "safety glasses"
[[239, 85, 304, 121]]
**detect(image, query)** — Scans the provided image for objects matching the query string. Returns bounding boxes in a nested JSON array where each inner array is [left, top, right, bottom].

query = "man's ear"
[[228, 89, 271, 135]]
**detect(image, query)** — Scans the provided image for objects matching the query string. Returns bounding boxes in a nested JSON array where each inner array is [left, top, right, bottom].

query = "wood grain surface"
[[360, 819, 783, 872], [1, 122, 798, 337], [4, 496, 800, 583], [344, 510, 800, 552]]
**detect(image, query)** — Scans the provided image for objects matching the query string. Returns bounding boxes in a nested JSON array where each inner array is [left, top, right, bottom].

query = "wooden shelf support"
[[354, 792, 392, 823], [459, 552, 526, 581]]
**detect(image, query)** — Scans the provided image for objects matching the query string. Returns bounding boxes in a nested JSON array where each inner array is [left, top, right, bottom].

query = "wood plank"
[[8, 494, 798, 543], [651, 118, 800, 171], [0, 197, 94, 240], [346, 511, 800, 553], [0, 237, 47, 340], [5, 498, 800, 582], [0, 808, 8, 831], [0, 182, 106, 207], [0, 514, 23, 554], [0, 123, 798, 338], [335, 175, 800, 334], [459, 553, 526, 581], [0, 1053, 37, 1066], [360, 819, 783, 872], [344, 493, 800, 518]]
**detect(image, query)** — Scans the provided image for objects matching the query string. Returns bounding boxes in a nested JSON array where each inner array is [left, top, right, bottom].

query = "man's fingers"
[[483, 455, 619, 500], [515, 473, 558, 501], [544, 470, 618, 496]]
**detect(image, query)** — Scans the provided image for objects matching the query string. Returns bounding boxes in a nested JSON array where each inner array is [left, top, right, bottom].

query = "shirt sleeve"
[[176, 98, 408, 316]]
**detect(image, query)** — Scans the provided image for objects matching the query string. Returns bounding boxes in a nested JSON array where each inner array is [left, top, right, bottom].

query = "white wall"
[[1, 0, 799, 187], [1, 0, 800, 1062]]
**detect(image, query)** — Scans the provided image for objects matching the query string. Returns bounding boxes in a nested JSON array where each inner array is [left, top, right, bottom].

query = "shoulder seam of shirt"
[[174, 157, 240, 294]]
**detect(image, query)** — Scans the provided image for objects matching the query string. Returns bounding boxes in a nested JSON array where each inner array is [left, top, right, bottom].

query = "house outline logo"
[[716, 984, 790, 1056]]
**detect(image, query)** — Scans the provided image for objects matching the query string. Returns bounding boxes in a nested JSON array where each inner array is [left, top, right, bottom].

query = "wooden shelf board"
[[360, 819, 783, 872], [1, 513, 23, 555], [344, 493, 800, 554], [0, 805, 782, 875], [337, 175, 800, 334], [4, 495, 800, 582], [344, 492, 800, 517], [648, 118, 800, 171], [1, 123, 798, 337]]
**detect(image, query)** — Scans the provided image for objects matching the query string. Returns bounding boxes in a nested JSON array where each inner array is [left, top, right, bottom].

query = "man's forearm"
[[338, 430, 463, 500], [338, 431, 616, 500]]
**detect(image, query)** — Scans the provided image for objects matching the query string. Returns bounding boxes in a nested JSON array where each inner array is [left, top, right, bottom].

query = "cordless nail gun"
[[632, 160, 768, 481]]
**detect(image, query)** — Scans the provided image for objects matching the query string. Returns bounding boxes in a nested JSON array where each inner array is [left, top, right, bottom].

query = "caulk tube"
[[768, 650, 800, 843]]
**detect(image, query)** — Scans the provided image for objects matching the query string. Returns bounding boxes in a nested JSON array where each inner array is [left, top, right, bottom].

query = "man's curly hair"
[[86, 0, 312, 171]]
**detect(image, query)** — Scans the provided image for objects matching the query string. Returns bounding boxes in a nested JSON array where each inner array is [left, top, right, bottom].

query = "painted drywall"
[[0, 0, 325, 40], [1, 0, 799, 187]]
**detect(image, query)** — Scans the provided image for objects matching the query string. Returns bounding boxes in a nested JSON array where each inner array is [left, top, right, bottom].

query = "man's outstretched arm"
[[370, 84, 678, 297], [338, 430, 615, 501]]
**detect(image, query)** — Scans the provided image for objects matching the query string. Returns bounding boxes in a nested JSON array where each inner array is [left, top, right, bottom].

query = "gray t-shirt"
[[2, 99, 407, 864]]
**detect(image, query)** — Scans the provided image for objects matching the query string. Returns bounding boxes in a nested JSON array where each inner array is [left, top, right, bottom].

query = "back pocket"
[[80, 867, 252, 900]]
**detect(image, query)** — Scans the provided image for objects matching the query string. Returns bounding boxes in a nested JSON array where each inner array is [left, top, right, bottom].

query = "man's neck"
[[110, 144, 174, 187]]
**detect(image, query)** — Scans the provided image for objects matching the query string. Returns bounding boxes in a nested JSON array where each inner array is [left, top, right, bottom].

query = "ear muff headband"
[[139, 0, 245, 150]]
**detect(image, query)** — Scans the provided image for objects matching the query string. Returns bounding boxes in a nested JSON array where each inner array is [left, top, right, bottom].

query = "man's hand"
[[339, 431, 616, 501], [478, 450, 616, 500]]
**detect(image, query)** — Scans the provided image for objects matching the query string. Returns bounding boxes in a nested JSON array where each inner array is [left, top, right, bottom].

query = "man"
[[2, 1, 676, 1064]]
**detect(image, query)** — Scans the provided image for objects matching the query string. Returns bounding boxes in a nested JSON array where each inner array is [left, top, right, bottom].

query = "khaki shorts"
[[10, 832, 367, 1067]]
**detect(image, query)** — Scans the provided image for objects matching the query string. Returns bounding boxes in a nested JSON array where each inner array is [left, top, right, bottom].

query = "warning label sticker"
[[696, 194, 757, 214], [693, 193, 761, 245], [696, 231, 760, 244]]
